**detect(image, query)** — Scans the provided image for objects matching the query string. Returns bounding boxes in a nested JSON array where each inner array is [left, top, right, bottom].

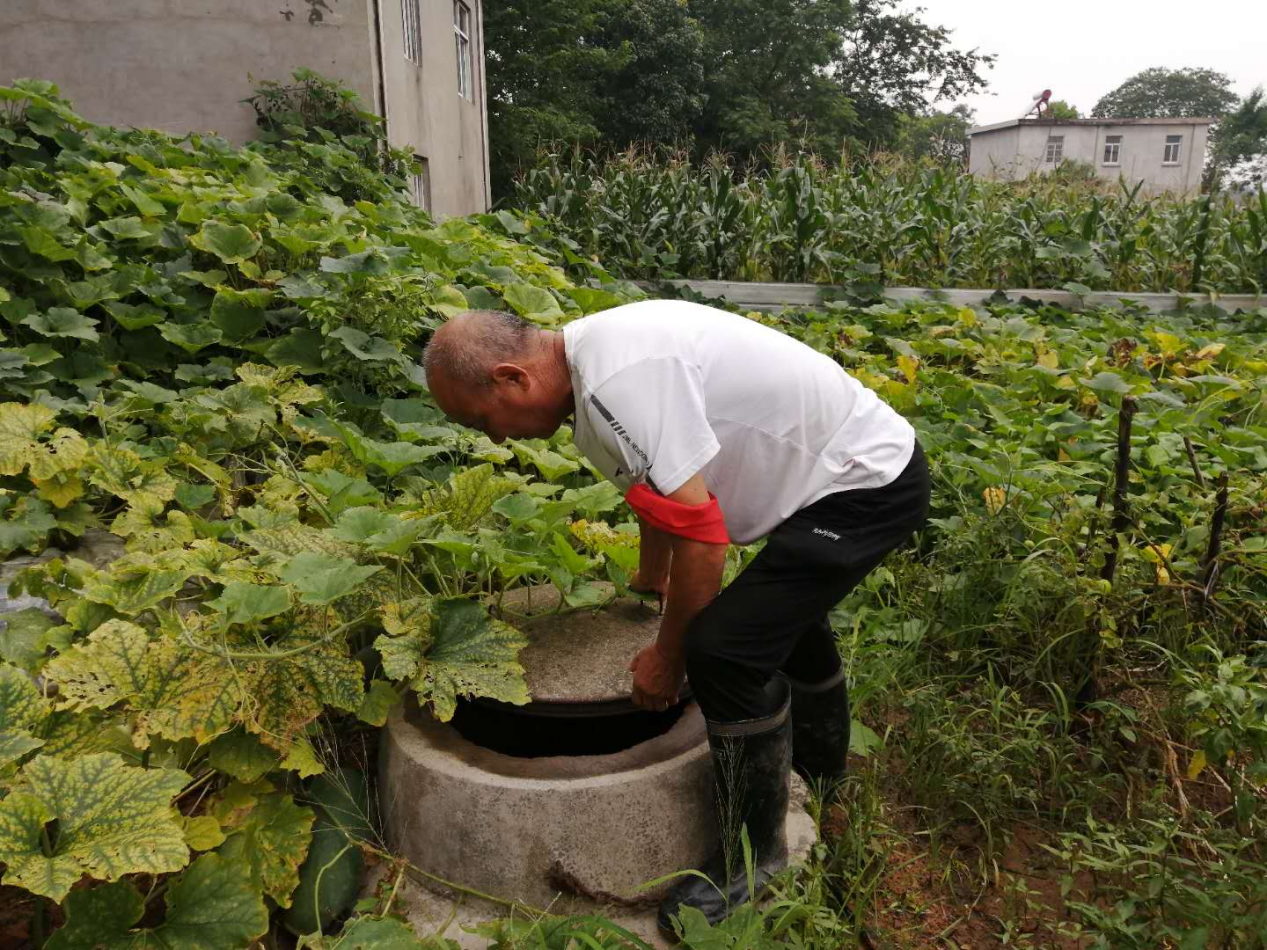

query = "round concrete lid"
[[493, 582, 664, 707]]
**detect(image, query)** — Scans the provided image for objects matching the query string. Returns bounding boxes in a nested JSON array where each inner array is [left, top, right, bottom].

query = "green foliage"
[[1046, 99, 1081, 120], [832, 0, 995, 146], [689, 0, 856, 159], [1048, 810, 1267, 947], [376, 597, 530, 721], [1210, 86, 1267, 186], [3, 75, 1266, 947], [284, 769, 371, 936], [243, 68, 417, 203], [484, 0, 993, 198], [894, 105, 975, 165], [46, 853, 269, 950], [1092, 66, 1239, 119], [517, 149, 1267, 292]]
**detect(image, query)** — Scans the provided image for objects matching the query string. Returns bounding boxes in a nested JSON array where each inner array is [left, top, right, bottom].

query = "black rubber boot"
[[657, 679, 791, 935], [788, 667, 850, 788]]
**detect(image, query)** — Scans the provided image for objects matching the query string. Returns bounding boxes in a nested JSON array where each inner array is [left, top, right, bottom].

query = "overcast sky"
[[915, 0, 1266, 125]]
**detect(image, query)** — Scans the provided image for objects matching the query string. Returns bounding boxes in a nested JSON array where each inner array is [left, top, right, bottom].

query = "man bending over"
[[423, 300, 929, 931]]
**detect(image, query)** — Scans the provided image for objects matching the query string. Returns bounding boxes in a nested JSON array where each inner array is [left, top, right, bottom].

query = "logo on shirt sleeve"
[[590, 394, 657, 491]]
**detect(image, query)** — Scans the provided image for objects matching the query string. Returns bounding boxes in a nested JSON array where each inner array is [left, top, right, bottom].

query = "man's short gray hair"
[[422, 310, 535, 387]]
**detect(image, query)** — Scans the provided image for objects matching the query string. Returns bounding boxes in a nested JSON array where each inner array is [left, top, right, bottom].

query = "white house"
[[969, 118, 1212, 195], [0, 0, 490, 218]]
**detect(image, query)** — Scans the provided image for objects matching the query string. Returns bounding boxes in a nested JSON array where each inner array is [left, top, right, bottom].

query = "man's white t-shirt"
[[562, 300, 916, 544]]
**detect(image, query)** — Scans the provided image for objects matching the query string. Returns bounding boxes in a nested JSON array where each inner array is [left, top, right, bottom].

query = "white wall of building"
[[378, 0, 490, 218], [970, 119, 1211, 196], [0, 0, 489, 216]]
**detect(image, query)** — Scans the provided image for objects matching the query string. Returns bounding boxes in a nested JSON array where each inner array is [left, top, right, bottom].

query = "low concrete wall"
[[637, 280, 1264, 314]]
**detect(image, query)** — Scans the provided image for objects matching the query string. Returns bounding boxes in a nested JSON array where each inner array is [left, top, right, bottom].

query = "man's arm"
[[628, 473, 728, 710], [631, 517, 673, 595]]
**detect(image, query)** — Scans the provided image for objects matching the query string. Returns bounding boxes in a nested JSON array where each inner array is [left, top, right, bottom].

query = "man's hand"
[[628, 643, 684, 712], [629, 569, 668, 614], [629, 570, 668, 596]]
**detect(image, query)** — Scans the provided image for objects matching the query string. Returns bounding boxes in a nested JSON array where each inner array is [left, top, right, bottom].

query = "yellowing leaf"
[[46, 613, 363, 755], [182, 814, 227, 851], [213, 783, 314, 908], [983, 486, 1007, 516], [85, 443, 144, 498], [1187, 749, 1207, 780], [1150, 331, 1185, 357], [1142, 543, 1173, 585], [79, 564, 191, 615], [27, 428, 88, 481], [1036, 349, 1060, 370], [357, 679, 399, 726], [0, 402, 56, 476], [0, 752, 189, 901], [897, 354, 920, 385], [45, 619, 241, 749], [376, 598, 528, 722], [279, 737, 324, 778], [33, 473, 84, 509], [956, 307, 977, 328], [0, 663, 48, 769], [245, 632, 364, 751]]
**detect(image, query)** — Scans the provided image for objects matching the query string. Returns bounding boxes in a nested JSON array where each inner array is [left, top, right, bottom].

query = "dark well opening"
[[451, 698, 689, 758]]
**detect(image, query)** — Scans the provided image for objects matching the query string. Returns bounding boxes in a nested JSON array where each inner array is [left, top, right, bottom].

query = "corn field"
[[514, 149, 1267, 294]]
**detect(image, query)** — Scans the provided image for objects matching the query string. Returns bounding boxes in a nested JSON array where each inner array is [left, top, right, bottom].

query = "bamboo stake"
[[1183, 436, 1207, 490], [1202, 473, 1229, 605], [1100, 397, 1137, 585]]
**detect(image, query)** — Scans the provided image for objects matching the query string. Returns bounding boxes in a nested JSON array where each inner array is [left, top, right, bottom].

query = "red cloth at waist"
[[625, 483, 730, 545]]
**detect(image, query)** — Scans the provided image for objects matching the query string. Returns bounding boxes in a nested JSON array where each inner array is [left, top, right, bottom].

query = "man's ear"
[[491, 362, 529, 388]]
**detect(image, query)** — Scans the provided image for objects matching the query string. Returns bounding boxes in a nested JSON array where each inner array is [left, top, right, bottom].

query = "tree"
[[484, 0, 619, 199], [1091, 67, 1238, 119], [484, 0, 998, 195], [1212, 87, 1267, 167], [485, 0, 708, 200], [590, 0, 707, 145], [833, 0, 995, 147], [1046, 99, 1080, 119], [1210, 88, 1267, 192], [687, 0, 857, 159], [895, 104, 974, 164]]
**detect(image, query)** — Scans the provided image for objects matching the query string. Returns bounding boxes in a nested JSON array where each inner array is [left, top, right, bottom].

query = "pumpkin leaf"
[[213, 782, 314, 908], [192, 220, 262, 265], [375, 598, 528, 722], [207, 581, 292, 624], [277, 553, 382, 605], [502, 283, 563, 322], [0, 752, 190, 901], [46, 853, 268, 950], [22, 307, 100, 341]]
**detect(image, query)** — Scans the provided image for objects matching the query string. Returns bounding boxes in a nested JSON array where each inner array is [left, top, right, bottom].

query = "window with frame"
[[1163, 134, 1182, 164], [1044, 136, 1064, 164], [454, 1, 472, 99], [411, 156, 431, 213], [1103, 134, 1122, 165], [402, 0, 422, 64]]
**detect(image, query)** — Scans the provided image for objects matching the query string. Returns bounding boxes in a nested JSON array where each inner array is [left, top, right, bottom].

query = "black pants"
[[685, 442, 931, 723]]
